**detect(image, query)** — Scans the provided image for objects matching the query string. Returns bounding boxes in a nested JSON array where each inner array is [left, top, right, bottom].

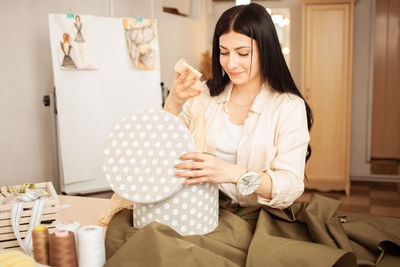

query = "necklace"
[[228, 100, 252, 110], [229, 85, 260, 108], [228, 99, 253, 107]]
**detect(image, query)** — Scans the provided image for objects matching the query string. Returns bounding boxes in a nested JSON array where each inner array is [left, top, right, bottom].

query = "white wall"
[[0, 0, 391, 188], [0, 0, 110, 187], [113, 0, 207, 89], [156, 0, 208, 89], [0, 0, 207, 187], [349, 0, 376, 179]]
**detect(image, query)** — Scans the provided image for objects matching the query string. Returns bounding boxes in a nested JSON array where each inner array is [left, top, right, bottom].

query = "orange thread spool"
[[32, 226, 49, 265], [49, 230, 78, 267]]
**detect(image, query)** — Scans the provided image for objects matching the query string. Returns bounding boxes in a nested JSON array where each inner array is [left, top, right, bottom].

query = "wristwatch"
[[236, 172, 261, 196]]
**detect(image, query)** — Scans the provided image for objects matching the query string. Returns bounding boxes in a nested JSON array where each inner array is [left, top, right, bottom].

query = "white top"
[[178, 82, 310, 209], [215, 113, 244, 204]]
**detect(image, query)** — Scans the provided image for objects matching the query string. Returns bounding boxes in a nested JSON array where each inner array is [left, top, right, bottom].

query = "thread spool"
[[32, 226, 49, 265], [56, 220, 80, 251], [78, 225, 106, 267], [49, 230, 78, 267]]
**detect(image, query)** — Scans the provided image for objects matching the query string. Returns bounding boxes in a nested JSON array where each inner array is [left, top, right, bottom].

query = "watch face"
[[237, 173, 261, 196]]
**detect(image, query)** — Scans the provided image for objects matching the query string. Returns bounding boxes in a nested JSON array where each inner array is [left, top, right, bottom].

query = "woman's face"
[[219, 31, 261, 86]]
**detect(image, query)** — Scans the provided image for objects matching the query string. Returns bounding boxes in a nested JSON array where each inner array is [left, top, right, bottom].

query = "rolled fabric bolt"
[[174, 58, 206, 152], [174, 58, 203, 93], [174, 58, 202, 78]]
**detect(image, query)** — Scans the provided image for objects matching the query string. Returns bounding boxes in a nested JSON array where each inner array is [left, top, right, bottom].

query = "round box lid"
[[103, 109, 196, 204]]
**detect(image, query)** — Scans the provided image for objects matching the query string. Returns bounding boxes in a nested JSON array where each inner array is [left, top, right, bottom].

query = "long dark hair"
[[206, 3, 313, 162]]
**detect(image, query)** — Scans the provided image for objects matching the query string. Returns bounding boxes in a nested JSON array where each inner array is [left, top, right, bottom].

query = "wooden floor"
[[296, 181, 400, 218], [85, 181, 400, 218]]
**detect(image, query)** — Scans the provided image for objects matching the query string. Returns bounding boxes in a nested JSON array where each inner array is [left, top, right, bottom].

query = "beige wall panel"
[[371, 0, 400, 159], [371, 0, 387, 158], [388, 0, 400, 159]]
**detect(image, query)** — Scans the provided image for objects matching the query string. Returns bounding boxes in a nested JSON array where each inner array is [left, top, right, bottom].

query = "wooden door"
[[301, 1, 354, 194]]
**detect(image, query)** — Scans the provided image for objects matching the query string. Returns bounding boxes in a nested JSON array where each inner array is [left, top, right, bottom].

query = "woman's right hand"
[[164, 68, 202, 115]]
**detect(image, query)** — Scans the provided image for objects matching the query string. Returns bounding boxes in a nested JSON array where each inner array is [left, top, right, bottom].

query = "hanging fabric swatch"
[[122, 18, 160, 70], [51, 14, 98, 70]]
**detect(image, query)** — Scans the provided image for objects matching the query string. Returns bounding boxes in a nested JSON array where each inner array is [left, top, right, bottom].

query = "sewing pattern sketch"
[[52, 14, 98, 70], [60, 33, 77, 69], [123, 18, 159, 70], [73, 15, 85, 43]]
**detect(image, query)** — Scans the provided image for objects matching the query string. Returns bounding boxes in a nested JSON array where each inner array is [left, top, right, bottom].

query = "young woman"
[[164, 3, 313, 209], [104, 5, 400, 266]]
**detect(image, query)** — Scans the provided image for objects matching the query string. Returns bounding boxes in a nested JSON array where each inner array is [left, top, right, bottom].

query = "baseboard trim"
[[351, 175, 400, 183]]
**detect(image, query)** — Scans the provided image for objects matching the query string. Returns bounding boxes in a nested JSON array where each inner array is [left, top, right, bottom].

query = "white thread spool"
[[56, 221, 80, 253], [78, 225, 106, 267]]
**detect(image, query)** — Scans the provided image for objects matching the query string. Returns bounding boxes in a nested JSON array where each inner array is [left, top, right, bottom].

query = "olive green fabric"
[[105, 194, 400, 267]]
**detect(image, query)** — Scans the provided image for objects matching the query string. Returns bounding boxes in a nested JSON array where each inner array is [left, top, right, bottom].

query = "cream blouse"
[[178, 82, 310, 209]]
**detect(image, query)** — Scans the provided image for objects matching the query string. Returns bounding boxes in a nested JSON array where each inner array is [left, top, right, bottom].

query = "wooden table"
[[59, 195, 110, 227]]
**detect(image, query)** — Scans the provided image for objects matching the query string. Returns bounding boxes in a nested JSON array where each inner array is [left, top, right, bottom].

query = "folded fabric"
[[0, 249, 49, 267], [97, 192, 133, 228], [104, 194, 400, 267]]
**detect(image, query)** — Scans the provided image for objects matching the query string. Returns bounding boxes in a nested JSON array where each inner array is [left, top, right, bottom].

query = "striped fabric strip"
[[11, 198, 48, 256], [24, 198, 47, 254], [11, 202, 30, 254]]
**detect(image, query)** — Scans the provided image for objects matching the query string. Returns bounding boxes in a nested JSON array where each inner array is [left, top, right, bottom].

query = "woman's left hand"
[[174, 152, 245, 185]]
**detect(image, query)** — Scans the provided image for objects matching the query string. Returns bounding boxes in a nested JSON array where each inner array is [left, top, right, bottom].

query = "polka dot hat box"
[[103, 109, 219, 235]]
